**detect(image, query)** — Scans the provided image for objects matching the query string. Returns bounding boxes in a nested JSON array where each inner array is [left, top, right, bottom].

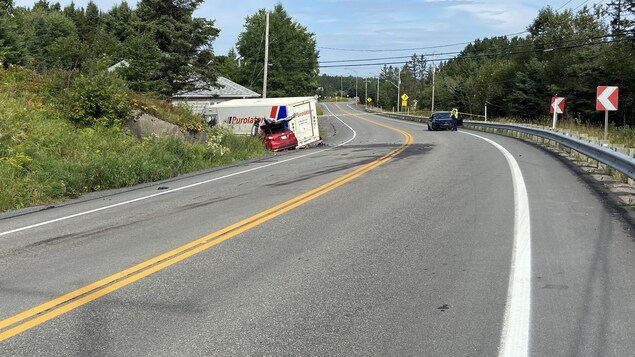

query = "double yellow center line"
[[0, 110, 413, 342]]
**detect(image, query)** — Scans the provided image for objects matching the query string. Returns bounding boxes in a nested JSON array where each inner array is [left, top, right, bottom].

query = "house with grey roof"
[[171, 77, 260, 115], [107, 60, 130, 72]]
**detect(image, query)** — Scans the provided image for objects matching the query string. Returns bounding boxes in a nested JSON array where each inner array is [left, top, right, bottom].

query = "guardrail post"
[[612, 144, 625, 152], [629, 148, 635, 185]]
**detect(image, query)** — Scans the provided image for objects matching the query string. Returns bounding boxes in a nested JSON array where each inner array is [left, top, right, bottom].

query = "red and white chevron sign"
[[550, 96, 565, 114], [596, 86, 619, 111]]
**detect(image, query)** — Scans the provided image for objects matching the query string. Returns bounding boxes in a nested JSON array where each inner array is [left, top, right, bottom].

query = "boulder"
[[126, 110, 207, 143]]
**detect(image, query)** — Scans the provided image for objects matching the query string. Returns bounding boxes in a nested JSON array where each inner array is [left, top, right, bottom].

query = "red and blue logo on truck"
[[266, 105, 291, 129], [269, 106, 288, 121], [269, 105, 288, 120]]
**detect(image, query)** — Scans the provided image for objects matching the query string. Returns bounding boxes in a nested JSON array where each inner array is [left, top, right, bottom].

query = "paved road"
[[0, 103, 633, 356]]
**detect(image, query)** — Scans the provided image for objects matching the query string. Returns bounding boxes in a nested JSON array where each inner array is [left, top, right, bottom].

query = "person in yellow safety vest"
[[450, 108, 459, 131]]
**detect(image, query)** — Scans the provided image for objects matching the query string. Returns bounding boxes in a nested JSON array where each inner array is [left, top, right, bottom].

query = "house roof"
[[209, 97, 316, 108], [173, 77, 260, 99], [107, 60, 129, 72]]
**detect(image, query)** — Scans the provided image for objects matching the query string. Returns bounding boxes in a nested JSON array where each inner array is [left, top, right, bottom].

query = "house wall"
[[171, 98, 232, 116]]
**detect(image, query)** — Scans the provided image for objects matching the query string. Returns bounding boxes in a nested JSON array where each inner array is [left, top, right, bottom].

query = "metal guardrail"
[[368, 111, 428, 123], [463, 121, 635, 180], [370, 110, 635, 181]]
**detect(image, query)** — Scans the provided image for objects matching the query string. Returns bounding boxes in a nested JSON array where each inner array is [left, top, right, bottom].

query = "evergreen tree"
[[506, 59, 547, 119], [215, 48, 240, 79], [607, 0, 635, 36], [119, 33, 163, 92], [0, 0, 22, 67], [237, 3, 319, 97], [136, 0, 219, 96], [102, 1, 136, 42], [1, 0, 13, 14], [83, 1, 100, 44], [17, 7, 79, 70]]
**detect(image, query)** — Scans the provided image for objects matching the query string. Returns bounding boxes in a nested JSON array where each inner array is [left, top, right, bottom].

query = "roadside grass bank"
[[492, 118, 635, 148], [0, 67, 269, 212]]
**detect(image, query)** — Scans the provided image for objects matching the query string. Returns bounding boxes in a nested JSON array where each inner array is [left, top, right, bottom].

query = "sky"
[[14, 0, 607, 77]]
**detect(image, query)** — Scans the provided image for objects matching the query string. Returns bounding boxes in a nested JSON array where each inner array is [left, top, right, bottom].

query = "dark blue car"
[[427, 111, 463, 131]]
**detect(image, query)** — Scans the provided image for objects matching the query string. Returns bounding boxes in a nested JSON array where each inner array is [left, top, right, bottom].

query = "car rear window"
[[264, 125, 287, 134], [433, 112, 451, 119]]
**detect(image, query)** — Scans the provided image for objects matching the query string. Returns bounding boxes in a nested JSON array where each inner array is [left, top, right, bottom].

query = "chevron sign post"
[[550, 96, 565, 129], [597, 86, 619, 140]]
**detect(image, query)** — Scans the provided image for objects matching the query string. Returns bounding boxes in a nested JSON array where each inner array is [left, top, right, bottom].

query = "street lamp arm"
[[386, 80, 398, 88]]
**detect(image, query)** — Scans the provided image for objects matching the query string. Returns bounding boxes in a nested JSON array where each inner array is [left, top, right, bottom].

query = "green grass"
[[0, 66, 269, 212]]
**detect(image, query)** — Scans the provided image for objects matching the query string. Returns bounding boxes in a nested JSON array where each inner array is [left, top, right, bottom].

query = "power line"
[[318, 34, 614, 67], [319, 51, 460, 65], [317, 31, 529, 53], [573, 0, 590, 11], [557, 0, 575, 11], [319, 37, 618, 69], [265, 33, 621, 72]]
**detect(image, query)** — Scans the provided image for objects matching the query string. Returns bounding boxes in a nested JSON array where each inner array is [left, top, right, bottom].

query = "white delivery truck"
[[204, 97, 321, 147]]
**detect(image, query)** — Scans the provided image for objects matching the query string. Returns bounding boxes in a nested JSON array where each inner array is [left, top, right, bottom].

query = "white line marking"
[[462, 131, 531, 357], [0, 104, 357, 237]]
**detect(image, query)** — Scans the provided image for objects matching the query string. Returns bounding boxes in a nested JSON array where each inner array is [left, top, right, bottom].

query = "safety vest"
[[451, 108, 459, 118]]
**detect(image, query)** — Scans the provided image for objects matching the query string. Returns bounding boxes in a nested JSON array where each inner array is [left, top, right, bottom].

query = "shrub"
[[68, 72, 131, 127]]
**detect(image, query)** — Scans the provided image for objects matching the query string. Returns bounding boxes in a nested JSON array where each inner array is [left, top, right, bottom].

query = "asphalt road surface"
[[0, 103, 633, 356]]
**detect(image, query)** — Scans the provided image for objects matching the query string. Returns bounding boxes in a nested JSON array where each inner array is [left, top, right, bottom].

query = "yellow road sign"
[[367, 97, 372, 103], [402, 100, 408, 107], [401, 93, 409, 101]]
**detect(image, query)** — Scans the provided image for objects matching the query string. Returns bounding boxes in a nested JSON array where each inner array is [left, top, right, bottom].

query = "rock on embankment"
[[126, 110, 207, 143]]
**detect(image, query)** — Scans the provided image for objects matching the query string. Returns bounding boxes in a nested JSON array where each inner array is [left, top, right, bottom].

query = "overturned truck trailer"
[[204, 97, 321, 148]]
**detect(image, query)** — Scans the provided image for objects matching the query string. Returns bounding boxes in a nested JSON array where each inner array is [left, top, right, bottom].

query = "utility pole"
[[355, 76, 358, 102], [340, 76, 342, 101], [485, 103, 488, 122], [377, 77, 380, 105], [431, 52, 435, 113], [262, 11, 270, 98], [397, 67, 401, 113], [365, 77, 368, 108]]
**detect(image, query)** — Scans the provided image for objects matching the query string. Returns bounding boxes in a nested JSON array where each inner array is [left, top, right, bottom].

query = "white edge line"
[[0, 104, 357, 237], [462, 131, 531, 357]]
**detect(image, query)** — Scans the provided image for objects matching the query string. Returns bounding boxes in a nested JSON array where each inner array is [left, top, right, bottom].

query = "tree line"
[[3, 0, 633, 125], [319, 2, 635, 125], [0, 1, 319, 98]]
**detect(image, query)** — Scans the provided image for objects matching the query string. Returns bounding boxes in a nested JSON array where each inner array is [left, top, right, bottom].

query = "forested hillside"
[[318, 3, 635, 126], [0, 0, 218, 95]]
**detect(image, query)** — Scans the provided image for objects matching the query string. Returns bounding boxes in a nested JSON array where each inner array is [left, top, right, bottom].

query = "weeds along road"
[[0, 102, 634, 356]]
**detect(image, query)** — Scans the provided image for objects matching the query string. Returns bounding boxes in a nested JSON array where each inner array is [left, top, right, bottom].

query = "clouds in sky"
[[13, 0, 555, 75]]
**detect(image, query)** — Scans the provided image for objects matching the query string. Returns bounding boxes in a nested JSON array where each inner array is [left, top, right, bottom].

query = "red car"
[[260, 123, 298, 151]]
